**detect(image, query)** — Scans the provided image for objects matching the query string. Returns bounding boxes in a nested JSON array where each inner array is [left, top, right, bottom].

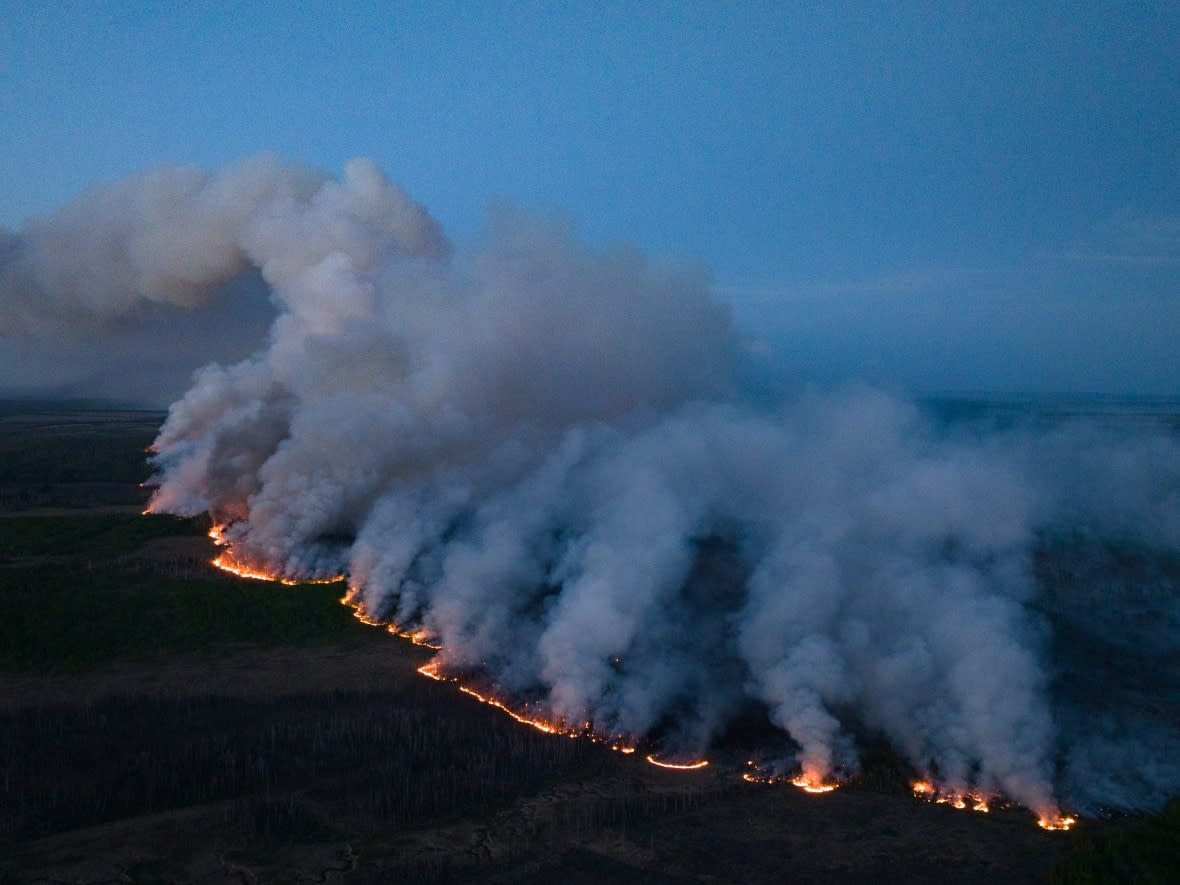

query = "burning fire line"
[[911, 779, 991, 813], [418, 659, 649, 753], [743, 762, 838, 793], [195, 522, 1082, 823], [1037, 814, 1078, 832], [201, 529, 635, 750], [791, 774, 838, 794], [341, 596, 442, 648], [912, 779, 1077, 830], [644, 755, 710, 771], [205, 525, 345, 586], [210, 551, 344, 585]]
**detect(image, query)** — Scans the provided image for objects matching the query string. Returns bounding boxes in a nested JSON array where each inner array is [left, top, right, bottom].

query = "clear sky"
[[2, 1, 1178, 395]]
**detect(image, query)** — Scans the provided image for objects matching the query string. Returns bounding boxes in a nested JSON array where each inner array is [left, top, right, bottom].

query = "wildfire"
[[645, 755, 710, 771], [416, 661, 579, 736], [188, 518, 1078, 827], [205, 525, 344, 585], [338, 597, 442, 648], [457, 685, 563, 735], [790, 773, 838, 794], [210, 551, 344, 585], [911, 780, 994, 814], [1037, 814, 1078, 832], [417, 661, 445, 681], [742, 762, 837, 793]]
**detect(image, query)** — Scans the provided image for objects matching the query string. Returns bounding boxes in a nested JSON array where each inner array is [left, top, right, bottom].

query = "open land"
[[0, 401, 1174, 884]]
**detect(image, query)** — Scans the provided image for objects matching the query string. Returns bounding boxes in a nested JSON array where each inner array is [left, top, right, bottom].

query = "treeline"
[[0, 684, 606, 844]]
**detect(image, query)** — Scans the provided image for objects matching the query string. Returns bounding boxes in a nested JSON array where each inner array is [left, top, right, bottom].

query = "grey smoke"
[[0, 155, 447, 402], [4, 156, 1178, 819]]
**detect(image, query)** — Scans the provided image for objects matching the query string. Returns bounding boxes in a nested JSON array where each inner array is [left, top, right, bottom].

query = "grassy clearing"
[[0, 565, 363, 671], [0, 512, 201, 559], [0, 509, 366, 671], [0, 406, 373, 669]]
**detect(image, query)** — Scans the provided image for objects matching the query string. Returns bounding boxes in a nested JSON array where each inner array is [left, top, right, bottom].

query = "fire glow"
[[207, 524, 344, 586], [1037, 814, 1078, 832], [911, 779, 992, 814], [415, 660, 639, 745], [341, 595, 441, 648], [199, 525, 1079, 826], [743, 762, 838, 794], [791, 774, 838, 794], [644, 755, 710, 771], [343, 576, 645, 752]]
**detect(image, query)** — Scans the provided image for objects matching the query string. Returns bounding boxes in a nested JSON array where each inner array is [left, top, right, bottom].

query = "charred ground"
[[0, 402, 1173, 884]]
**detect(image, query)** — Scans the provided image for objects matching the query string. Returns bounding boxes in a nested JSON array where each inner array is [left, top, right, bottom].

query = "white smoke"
[[4, 156, 1178, 819]]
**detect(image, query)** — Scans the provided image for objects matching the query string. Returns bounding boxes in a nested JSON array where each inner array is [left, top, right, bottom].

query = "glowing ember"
[[1038, 814, 1078, 832], [645, 755, 710, 771]]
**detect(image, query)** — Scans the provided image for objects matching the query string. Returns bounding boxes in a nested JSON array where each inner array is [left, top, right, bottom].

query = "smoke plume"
[[5, 157, 1178, 819]]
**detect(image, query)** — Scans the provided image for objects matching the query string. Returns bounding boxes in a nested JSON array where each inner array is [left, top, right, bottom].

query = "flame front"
[[645, 755, 710, 771], [790, 773, 838, 794], [912, 779, 990, 813], [207, 525, 344, 586], [195, 520, 1078, 826], [416, 660, 633, 744], [743, 762, 837, 793], [1037, 814, 1078, 832], [911, 779, 1004, 815]]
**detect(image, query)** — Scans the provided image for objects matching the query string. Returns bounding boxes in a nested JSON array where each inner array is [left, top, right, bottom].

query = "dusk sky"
[[2, 1, 1177, 397]]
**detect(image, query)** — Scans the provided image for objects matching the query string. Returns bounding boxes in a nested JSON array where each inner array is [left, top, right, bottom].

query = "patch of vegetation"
[[0, 422, 159, 487], [0, 512, 202, 559], [0, 686, 607, 844], [1051, 799, 1180, 884], [0, 563, 364, 671]]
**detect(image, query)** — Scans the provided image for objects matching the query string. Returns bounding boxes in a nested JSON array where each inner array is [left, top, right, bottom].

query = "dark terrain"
[[0, 400, 1173, 884]]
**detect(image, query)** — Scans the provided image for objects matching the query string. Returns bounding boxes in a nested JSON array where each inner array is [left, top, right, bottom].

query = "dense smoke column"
[[5, 157, 1178, 818]]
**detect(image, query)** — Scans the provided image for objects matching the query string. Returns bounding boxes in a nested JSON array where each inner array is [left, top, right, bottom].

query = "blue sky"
[[2, 1, 1178, 395]]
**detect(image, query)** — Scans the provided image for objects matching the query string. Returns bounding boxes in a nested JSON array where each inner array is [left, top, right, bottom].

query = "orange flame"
[[645, 755, 710, 771], [210, 551, 344, 585], [790, 773, 838, 794], [186, 518, 1076, 826], [415, 661, 579, 736], [337, 597, 442, 647], [204, 524, 344, 586], [1037, 814, 1078, 832], [912, 779, 993, 814], [742, 762, 836, 792]]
